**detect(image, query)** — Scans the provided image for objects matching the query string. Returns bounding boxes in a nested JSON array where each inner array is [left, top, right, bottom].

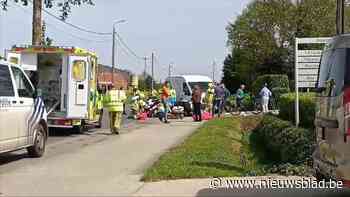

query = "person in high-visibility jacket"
[[105, 86, 127, 134], [205, 82, 215, 115], [169, 86, 177, 107], [95, 90, 104, 126]]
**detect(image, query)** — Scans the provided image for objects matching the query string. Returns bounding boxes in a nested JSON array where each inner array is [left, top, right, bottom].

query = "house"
[[97, 64, 131, 91]]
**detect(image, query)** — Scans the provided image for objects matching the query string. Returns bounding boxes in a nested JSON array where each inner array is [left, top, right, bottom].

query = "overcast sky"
[[0, 0, 250, 81]]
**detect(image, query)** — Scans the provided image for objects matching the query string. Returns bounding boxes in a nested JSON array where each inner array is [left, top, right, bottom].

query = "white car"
[[0, 60, 48, 157]]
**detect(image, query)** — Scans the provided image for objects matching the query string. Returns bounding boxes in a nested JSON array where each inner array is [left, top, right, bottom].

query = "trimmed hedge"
[[252, 74, 290, 96], [278, 93, 316, 128], [255, 115, 314, 164]]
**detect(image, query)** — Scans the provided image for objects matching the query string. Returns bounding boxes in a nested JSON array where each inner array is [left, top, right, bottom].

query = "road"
[[0, 117, 202, 196]]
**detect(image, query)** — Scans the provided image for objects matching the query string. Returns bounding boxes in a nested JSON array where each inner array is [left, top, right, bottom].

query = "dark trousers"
[[193, 102, 202, 121], [213, 99, 223, 117]]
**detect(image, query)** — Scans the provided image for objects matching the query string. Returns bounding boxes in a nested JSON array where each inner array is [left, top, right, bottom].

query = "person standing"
[[259, 83, 272, 113], [192, 85, 202, 122], [236, 84, 246, 113], [170, 85, 177, 107], [213, 82, 225, 117], [96, 89, 104, 127], [160, 81, 171, 123], [205, 82, 215, 115], [105, 86, 127, 134]]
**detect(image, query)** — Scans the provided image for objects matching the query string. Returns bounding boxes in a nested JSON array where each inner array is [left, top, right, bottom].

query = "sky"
[[0, 0, 251, 81]]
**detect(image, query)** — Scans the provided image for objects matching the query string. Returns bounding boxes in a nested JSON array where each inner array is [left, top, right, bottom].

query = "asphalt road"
[[0, 117, 202, 196]]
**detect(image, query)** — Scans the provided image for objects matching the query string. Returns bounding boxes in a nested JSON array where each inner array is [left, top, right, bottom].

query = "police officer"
[[105, 85, 127, 134]]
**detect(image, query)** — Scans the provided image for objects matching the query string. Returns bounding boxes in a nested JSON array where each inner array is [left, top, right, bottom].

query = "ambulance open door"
[[66, 56, 89, 119]]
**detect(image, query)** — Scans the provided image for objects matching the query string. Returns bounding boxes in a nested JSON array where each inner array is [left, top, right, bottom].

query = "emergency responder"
[[205, 82, 215, 115], [105, 86, 127, 134], [130, 87, 141, 119], [96, 89, 104, 126], [169, 85, 177, 107], [160, 81, 171, 123]]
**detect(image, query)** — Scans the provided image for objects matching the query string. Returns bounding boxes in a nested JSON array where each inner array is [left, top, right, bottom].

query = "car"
[[313, 34, 350, 187], [0, 60, 48, 157]]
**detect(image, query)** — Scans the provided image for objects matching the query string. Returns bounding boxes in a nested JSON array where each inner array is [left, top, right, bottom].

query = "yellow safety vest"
[[106, 90, 126, 112], [206, 87, 215, 103]]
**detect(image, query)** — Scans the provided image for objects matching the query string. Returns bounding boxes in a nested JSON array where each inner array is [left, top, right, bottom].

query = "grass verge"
[[142, 116, 272, 182]]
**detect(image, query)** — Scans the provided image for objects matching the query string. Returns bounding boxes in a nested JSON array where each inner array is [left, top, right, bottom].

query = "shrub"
[[252, 74, 290, 96], [242, 93, 255, 111], [278, 93, 316, 128], [255, 115, 315, 164]]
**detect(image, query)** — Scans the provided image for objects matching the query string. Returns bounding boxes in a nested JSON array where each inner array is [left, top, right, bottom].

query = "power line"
[[115, 32, 144, 60], [12, 2, 111, 43]]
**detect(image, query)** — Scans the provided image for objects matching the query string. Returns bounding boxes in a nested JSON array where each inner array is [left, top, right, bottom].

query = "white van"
[[0, 60, 48, 157], [166, 75, 212, 114]]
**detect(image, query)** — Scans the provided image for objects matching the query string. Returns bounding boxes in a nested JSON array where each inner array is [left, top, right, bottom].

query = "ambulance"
[[6, 45, 101, 133]]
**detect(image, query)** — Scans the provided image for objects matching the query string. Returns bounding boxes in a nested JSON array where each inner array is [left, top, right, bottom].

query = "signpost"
[[295, 37, 332, 127]]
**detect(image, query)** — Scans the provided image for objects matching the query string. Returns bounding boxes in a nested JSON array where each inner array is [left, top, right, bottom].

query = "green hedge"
[[278, 93, 316, 128], [256, 115, 314, 164], [252, 74, 290, 96]]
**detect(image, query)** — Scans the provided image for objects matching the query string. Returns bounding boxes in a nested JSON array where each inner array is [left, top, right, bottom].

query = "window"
[[11, 67, 34, 98], [0, 65, 15, 97], [9, 57, 19, 64], [188, 82, 210, 92], [328, 49, 346, 97], [318, 49, 348, 97], [72, 60, 86, 81], [183, 82, 191, 96], [89, 58, 96, 80], [318, 50, 332, 88]]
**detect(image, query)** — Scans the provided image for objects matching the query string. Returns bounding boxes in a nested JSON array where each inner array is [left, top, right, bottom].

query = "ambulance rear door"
[[66, 55, 89, 119]]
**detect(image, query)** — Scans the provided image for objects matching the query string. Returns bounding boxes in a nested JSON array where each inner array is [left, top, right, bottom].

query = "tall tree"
[[223, 0, 342, 91], [1, 0, 94, 45]]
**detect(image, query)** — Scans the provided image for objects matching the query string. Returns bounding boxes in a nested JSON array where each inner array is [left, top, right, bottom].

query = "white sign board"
[[298, 63, 320, 69], [298, 68, 319, 75], [294, 37, 332, 127], [295, 37, 332, 88], [297, 50, 323, 57]]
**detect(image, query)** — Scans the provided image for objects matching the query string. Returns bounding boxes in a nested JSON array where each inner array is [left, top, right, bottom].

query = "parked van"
[[0, 60, 48, 157], [166, 75, 212, 114], [6, 45, 100, 133], [313, 34, 350, 187]]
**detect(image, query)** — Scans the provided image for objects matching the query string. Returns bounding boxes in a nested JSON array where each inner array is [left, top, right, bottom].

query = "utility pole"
[[32, 0, 43, 46], [336, 0, 345, 35], [151, 52, 155, 91], [168, 62, 173, 77], [112, 25, 116, 83], [143, 57, 148, 78], [212, 61, 216, 82], [111, 19, 126, 84]]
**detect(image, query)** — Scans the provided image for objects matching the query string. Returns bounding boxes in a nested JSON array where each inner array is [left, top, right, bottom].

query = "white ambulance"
[[0, 60, 48, 157], [6, 45, 100, 133]]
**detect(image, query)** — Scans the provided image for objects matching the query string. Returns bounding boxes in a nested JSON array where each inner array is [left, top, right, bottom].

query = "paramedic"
[[106, 86, 127, 134]]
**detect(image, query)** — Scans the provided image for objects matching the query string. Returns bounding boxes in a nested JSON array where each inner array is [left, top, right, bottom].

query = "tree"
[[0, 0, 94, 20], [223, 0, 344, 92]]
